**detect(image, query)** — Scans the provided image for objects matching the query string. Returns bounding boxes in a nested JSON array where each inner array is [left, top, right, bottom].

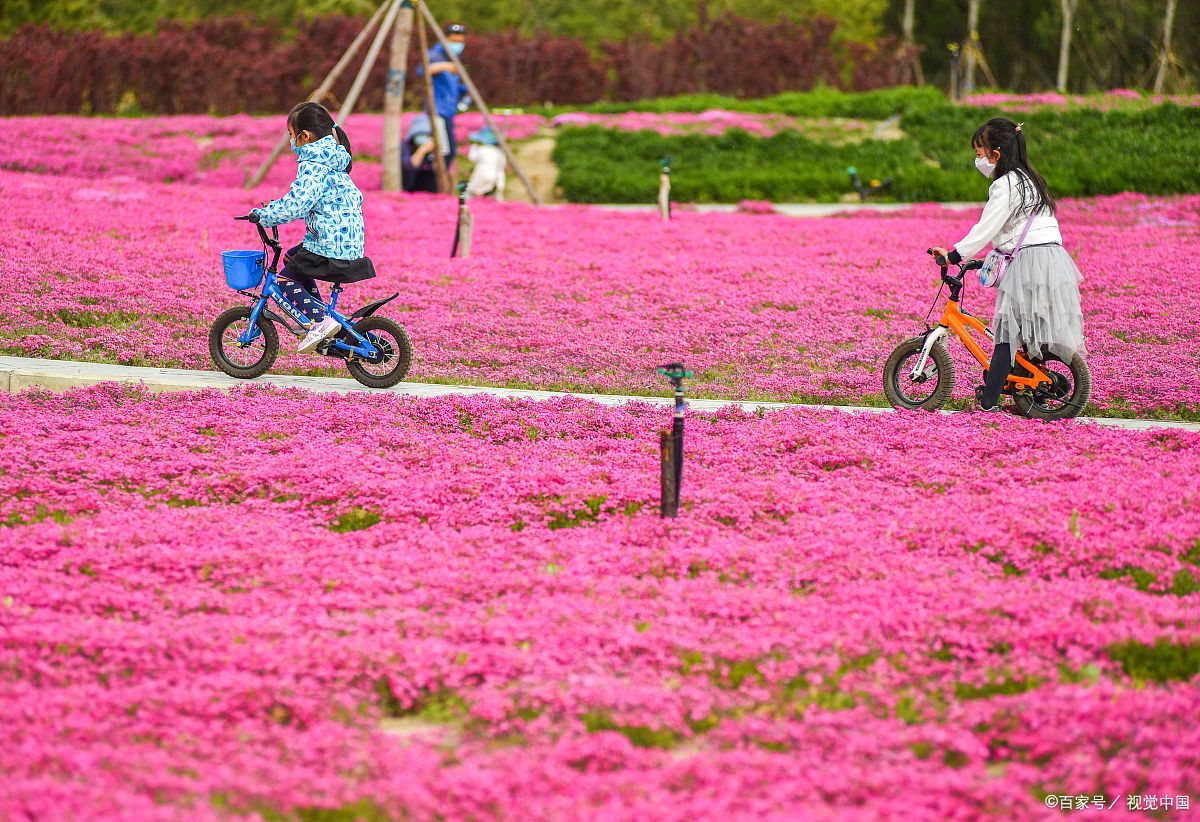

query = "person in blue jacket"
[[251, 102, 375, 354], [420, 22, 472, 166]]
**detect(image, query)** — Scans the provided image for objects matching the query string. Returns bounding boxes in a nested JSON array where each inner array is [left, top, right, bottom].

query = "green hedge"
[[552, 100, 1200, 203], [902, 103, 1200, 198], [552, 127, 929, 203], [543, 85, 945, 120]]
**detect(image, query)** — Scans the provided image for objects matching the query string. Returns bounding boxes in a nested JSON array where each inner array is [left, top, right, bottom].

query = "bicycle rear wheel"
[[209, 306, 279, 379], [882, 336, 955, 411], [1013, 351, 1092, 421], [346, 316, 413, 389]]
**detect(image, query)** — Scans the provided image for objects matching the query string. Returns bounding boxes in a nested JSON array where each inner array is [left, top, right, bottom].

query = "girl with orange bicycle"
[[929, 117, 1086, 414]]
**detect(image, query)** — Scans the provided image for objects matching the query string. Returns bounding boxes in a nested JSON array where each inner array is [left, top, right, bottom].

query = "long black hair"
[[288, 101, 353, 172], [972, 117, 1056, 217]]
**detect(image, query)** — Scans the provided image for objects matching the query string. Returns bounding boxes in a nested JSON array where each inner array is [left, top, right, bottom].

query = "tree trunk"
[[381, 2, 414, 192], [1056, 0, 1078, 93], [964, 0, 981, 93], [415, 10, 451, 195], [693, 0, 708, 93], [902, 0, 924, 85], [1154, 0, 1179, 94]]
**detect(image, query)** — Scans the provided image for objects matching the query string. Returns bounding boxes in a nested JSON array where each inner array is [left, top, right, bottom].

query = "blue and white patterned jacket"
[[252, 135, 364, 260]]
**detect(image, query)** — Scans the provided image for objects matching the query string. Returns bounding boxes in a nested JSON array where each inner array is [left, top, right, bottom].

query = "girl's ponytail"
[[332, 124, 353, 173]]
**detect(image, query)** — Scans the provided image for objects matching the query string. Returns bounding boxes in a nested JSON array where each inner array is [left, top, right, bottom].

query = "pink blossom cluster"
[[0, 112, 547, 190], [2, 168, 1198, 418], [962, 89, 1200, 111], [1, 385, 1198, 819], [550, 109, 859, 138]]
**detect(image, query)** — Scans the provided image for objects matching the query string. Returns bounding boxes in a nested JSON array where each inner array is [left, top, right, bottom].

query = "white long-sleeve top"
[[466, 143, 506, 201], [954, 170, 1062, 260]]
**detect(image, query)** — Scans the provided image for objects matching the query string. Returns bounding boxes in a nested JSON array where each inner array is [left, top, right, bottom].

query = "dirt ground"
[[504, 131, 561, 204]]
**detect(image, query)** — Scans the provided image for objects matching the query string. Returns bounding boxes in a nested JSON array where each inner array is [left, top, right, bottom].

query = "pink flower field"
[[4, 107, 1200, 820], [0, 113, 548, 191], [2, 163, 1198, 418], [2, 385, 1199, 819], [0, 110, 861, 193], [962, 89, 1200, 112]]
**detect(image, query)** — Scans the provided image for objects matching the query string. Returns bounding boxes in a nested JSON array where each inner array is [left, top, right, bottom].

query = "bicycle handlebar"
[[236, 214, 280, 249], [926, 248, 984, 275]]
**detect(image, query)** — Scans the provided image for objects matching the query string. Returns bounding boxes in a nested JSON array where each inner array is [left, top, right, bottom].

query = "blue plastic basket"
[[221, 250, 266, 290]]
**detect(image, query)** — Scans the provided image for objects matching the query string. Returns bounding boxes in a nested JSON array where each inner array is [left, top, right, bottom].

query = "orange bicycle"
[[882, 249, 1091, 420]]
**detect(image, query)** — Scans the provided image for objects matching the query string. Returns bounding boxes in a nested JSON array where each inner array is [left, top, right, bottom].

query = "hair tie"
[[1015, 122, 1024, 133]]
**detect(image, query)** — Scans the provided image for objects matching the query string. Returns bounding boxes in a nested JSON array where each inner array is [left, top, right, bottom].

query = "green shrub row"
[[544, 86, 946, 120], [902, 103, 1200, 199], [552, 100, 1200, 203]]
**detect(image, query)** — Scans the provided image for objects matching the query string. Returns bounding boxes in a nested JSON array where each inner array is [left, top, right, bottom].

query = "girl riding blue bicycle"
[[251, 101, 376, 353]]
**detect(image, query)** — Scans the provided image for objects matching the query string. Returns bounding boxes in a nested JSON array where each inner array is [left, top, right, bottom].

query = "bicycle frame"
[[235, 223, 379, 361], [910, 265, 1052, 393]]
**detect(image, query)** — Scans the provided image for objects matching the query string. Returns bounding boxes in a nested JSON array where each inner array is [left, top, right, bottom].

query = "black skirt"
[[284, 244, 377, 284]]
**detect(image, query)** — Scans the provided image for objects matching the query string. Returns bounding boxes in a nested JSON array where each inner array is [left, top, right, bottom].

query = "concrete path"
[[565, 202, 979, 217], [1, 356, 1196, 433]]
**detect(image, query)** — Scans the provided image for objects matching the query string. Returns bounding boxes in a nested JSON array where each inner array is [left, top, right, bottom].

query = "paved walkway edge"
[[1, 356, 1196, 433], [552, 203, 981, 216]]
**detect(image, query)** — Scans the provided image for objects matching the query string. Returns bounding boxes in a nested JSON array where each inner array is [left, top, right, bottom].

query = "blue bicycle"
[[210, 216, 413, 388]]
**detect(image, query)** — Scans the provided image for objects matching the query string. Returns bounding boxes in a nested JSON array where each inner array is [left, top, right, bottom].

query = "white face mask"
[[974, 155, 996, 178]]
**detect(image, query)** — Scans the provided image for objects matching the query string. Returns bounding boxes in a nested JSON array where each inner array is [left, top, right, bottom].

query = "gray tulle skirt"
[[994, 244, 1086, 366]]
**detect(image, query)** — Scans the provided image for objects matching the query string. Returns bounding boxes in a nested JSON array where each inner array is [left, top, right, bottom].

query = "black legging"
[[982, 342, 1012, 408], [278, 267, 325, 323]]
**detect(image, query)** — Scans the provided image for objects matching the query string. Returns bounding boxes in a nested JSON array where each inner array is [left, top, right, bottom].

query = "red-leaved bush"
[[0, 15, 915, 115]]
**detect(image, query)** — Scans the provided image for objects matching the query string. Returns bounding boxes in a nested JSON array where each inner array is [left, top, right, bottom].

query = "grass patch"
[[1100, 565, 1200, 596], [53, 308, 143, 329], [582, 711, 682, 749], [1104, 638, 1200, 683], [953, 673, 1044, 701], [329, 507, 381, 533], [374, 677, 468, 722], [212, 795, 393, 822], [546, 494, 608, 530], [3, 504, 74, 527]]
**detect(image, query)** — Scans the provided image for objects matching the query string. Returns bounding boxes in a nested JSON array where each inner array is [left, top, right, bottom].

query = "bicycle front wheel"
[[882, 336, 955, 411], [209, 306, 279, 379]]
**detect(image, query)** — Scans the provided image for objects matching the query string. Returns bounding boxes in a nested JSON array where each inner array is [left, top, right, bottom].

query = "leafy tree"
[[1, 0, 1195, 92], [0, 0, 888, 41], [885, 0, 1197, 92]]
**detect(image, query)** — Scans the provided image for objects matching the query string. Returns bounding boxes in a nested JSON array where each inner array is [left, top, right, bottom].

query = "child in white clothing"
[[465, 128, 507, 201], [931, 117, 1085, 412]]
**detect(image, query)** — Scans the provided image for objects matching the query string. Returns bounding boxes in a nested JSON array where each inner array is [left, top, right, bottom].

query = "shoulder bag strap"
[[992, 208, 1039, 289], [1011, 210, 1037, 257]]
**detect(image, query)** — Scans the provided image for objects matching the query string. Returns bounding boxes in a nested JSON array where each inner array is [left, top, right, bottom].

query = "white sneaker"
[[298, 316, 341, 354]]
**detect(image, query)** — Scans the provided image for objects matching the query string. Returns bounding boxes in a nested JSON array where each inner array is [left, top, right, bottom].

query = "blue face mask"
[[448, 41, 465, 57], [289, 137, 300, 156]]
